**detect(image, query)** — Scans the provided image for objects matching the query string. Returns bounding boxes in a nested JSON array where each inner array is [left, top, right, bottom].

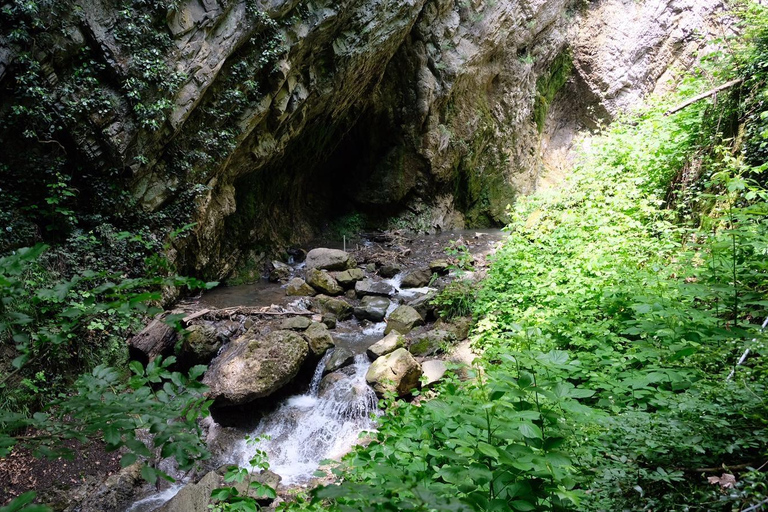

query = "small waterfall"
[[309, 350, 332, 395], [234, 353, 378, 485]]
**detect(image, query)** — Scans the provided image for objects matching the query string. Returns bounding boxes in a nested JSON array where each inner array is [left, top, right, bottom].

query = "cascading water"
[[233, 352, 379, 485]]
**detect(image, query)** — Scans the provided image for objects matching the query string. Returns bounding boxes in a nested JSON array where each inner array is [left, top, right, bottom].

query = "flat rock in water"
[[401, 268, 433, 288], [355, 278, 395, 298], [385, 305, 424, 335], [280, 316, 312, 331], [365, 348, 422, 397], [421, 360, 448, 387], [367, 331, 405, 360], [304, 322, 334, 356], [324, 347, 355, 374], [203, 330, 308, 406], [305, 248, 355, 271], [353, 295, 391, 322], [286, 277, 316, 297], [306, 268, 343, 295]]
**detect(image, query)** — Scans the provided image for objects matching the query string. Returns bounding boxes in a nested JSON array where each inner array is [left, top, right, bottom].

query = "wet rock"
[[378, 264, 401, 278], [306, 268, 343, 296], [286, 277, 316, 297], [355, 278, 395, 298], [409, 329, 455, 357], [287, 247, 307, 263], [353, 296, 391, 322], [313, 295, 353, 321], [385, 305, 424, 335], [321, 314, 337, 329], [429, 259, 450, 275], [333, 267, 365, 288], [324, 347, 355, 374], [317, 367, 355, 396], [304, 322, 334, 357], [407, 291, 437, 320], [345, 289, 357, 299], [76, 463, 143, 512], [421, 360, 448, 387], [438, 316, 472, 340], [203, 330, 308, 406], [366, 331, 405, 360], [268, 260, 292, 282], [365, 348, 422, 397], [401, 268, 433, 288], [305, 248, 355, 271], [280, 316, 312, 331], [180, 324, 223, 365]]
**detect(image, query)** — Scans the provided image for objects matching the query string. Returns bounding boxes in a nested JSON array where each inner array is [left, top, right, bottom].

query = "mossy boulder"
[[180, 324, 223, 365], [306, 268, 344, 296], [304, 322, 335, 357], [286, 277, 316, 297], [202, 330, 308, 406], [313, 295, 353, 320], [333, 268, 365, 288], [365, 348, 422, 397], [385, 305, 424, 334], [353, 296, 391, 322]]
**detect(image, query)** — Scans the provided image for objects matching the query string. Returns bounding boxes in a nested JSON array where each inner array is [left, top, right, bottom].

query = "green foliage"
[[210, 436, 278, 512], [431, 279, 475, 319]]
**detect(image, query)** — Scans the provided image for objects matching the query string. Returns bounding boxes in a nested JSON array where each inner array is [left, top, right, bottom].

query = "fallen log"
[[664, 78, 743, 117]]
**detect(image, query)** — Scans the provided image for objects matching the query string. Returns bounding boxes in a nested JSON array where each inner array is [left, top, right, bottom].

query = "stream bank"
[[116, 229, 505, 512]]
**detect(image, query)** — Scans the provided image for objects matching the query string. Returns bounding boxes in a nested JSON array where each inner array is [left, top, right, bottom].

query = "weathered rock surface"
[[280, 316, 312, 331], [429, 260, 450, 275], [306, 268, 344, 296], [333, 267, 366, 288], [353, 296, 391, 322], [304, 321, 335, 357], [0, 0, 721, 280], [286, 277, 316, 297], [355, 278, 395, 298], [269, 260, 292, 282], [203, 330, 308, 406], [75, 463, 144, 512], [180, 324, 223, 365], [409, 329, 455, 357], [401, 269, 433, 288], [324, 347, 355, 375], [365, 348, 422, 397], [385, 305, 424, 335], [407, 290, 437, 320], [366, 331, 405, 360], [421, 360, 448, 387], [305, 249, 355, 271], [313, 295, 353, 321]]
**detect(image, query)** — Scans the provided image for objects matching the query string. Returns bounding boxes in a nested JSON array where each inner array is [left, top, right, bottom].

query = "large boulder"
[[355, 278, 395, 298], [304, 322, 334, 357], [365, 348, 422, 397], [306, 268, 343, 296], [203, 330, 308, 406], [353, 296, 391, 322], [366, 331, 405, 360], [286, 277, 316, 297], [313, 295, 353, 321], [305, 248, 355, 271], [407, 290, 437, 320], [385, 305, 424, 335], [408, 329, 455, 357]]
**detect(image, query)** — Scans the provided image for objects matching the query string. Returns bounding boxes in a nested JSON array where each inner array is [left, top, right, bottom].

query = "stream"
[[125, 229, 505, 511]]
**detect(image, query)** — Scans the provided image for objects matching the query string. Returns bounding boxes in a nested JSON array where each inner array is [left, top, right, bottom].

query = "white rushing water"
[[233, 352, 379, 486], [125, 483, 185, 512]]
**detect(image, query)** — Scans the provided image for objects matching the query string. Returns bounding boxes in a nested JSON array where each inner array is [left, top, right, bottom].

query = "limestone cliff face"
[[0, 0, 723, 279]]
